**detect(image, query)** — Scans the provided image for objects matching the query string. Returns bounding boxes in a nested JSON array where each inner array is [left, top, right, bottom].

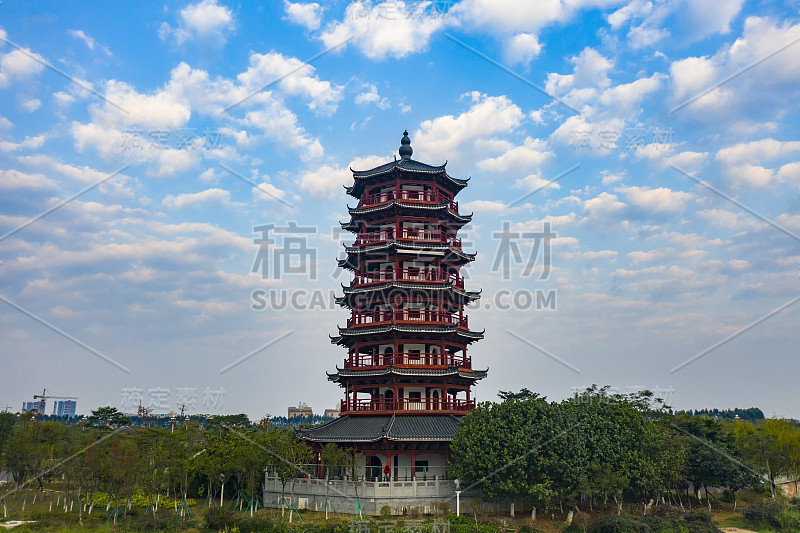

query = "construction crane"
[[33, 389, 78, 415]]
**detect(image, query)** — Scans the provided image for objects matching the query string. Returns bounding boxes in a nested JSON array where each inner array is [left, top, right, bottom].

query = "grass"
[[0, 488, 781, 533]]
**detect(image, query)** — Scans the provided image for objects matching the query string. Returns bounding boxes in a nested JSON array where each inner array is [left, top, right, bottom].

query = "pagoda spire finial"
[[399, 129, 412, 159]]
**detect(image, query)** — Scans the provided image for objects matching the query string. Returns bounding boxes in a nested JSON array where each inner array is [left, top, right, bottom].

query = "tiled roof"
[[351, 158, 452, 179], [342, 241, 477, 262], [345, 158, 470, 198], [339, 281, 480, 297], [297, 414, 464, 442], [346, 201, 472, 223], [331, 324, 485, 343]]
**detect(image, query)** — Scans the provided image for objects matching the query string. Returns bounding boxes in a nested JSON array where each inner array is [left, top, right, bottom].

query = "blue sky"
[[2, 0, 800, 419]]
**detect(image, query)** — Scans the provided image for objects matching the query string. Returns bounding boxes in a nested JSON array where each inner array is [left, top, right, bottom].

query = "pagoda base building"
[[264, 132, 486, 515]]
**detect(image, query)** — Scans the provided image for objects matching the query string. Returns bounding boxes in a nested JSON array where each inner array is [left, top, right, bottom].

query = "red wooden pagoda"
[[299, 131, 486, 481]]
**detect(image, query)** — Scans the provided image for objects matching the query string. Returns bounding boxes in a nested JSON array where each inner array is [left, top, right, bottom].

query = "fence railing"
[[354, 229, 462, 249], [358, 190, 459, 213], [340, 397, 475, 414], [352, 268, 464, 288], [344, 352, 471, 369], [266, 464, 451, 482], [346, 310, 468, 329]]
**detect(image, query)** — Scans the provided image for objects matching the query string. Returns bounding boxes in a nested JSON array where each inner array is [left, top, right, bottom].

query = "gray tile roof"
[[346, 201, 472, 223], [297, 414, 463, 442]]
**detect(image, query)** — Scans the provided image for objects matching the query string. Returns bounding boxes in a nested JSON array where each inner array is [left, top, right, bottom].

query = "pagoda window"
[[384, 389, 394, 410], [382, 346, 394, 366]]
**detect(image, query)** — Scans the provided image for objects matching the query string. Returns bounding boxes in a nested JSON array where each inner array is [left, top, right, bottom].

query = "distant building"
[[52, 400, 77, 418], [22, 401, 39, 413], [323, 408, 340, 418], [288, 402, 312, 418]]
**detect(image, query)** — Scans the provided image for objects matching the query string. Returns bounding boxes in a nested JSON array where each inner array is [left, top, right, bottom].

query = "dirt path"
[[720, 528, 758, 533]]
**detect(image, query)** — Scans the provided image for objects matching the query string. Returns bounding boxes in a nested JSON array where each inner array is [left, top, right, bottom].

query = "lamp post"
[[454, 479, 461, 516]]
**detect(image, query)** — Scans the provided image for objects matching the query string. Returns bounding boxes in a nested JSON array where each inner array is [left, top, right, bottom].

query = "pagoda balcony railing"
[[341, 397, 476, 414], [354, 228, 461, 248], [358, 190, 458, 212], [344, 352, 471, 369], [352, 268, 464, 288], [346, 309, 468, 329]]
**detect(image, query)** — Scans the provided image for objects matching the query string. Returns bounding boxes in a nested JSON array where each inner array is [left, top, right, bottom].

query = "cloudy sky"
[[2, 0, 799, 419]]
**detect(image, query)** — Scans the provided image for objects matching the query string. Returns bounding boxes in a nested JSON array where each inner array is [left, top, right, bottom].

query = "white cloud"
[[237, 51, 344, 115], [607, 0, 653, 30], [583, 192, 625, 217], [159, 0, 235, 46], [617, 186, 692, 213], [581, 250, 617, 261], [284, 1, 323, 31], [626, 247, 707, 266], [299, 164, 352, 198], [319, 1, 445, 60], [460, 200, 508, 214], [716, 139, 800, 187], [67, 29, 112, 56], [70, 60, 326, 170], [504, 33, 541, 66], [628, 25, 669, 49], [0, 135, 46, 152], [0, 169, 56, 190], [19, 96, 41, 112], [727, 17, 800, 84], [697, 209, 764, 231], [598, 73, 662, 112], [414, 92, 523, 162], [668, 17, 800, 116], [545, 47, 613, 98], [354, 84, 390, 109], [601, 172, 624, 185], [514, 172, 562, 192], [716, 138, 800, 166], [300, 154, 387, 198], [162, 188, 240, 208], [670, 55, 718, 100], [252, 180, 287, 203], [684, 0, 745, 39], [0, 48, 45, 88], [53, 91, 76, 107], [477, 137, 551, 174]]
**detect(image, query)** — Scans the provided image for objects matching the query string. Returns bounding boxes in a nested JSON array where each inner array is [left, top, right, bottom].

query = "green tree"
[[734, 419, 790, 498], [670, 414, 757, 509], [450, 391, 557, 515], [88, 406, 130, 428]]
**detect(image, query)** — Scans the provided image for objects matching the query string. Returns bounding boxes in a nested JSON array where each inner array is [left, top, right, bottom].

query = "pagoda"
[[298, 131, 487, 483]]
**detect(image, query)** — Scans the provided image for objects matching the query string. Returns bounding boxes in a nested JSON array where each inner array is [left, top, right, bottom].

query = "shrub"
[[238, 514, 278, 533], [381, 505, 393, 517], [205, 507, 238, 530], [746, 498, 800, 531], [589, 516, 645, 533], [720, 490, 735, 503]]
